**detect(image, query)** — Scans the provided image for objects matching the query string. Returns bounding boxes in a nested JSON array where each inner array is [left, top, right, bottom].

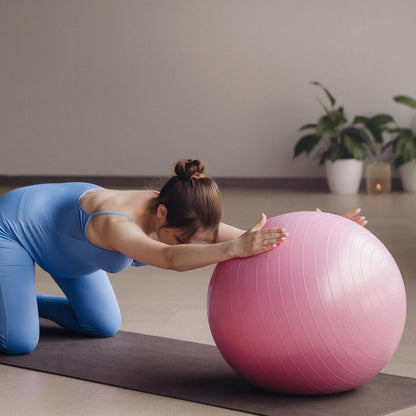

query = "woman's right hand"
[[232, 214, 288, 258]]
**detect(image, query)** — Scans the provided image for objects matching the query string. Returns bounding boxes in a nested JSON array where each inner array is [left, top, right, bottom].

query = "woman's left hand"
[[342, 208, 367, 226], [316, 208, 368, 226]]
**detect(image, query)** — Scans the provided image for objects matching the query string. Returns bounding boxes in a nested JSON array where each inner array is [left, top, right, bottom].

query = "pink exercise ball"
[[208, 211, 406, 395]]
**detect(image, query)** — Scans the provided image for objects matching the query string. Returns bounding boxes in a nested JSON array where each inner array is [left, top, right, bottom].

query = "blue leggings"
[[0, 239, 121, 355]]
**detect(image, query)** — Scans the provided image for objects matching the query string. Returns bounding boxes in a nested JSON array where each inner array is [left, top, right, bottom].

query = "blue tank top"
[[0, 182, 146, 277]]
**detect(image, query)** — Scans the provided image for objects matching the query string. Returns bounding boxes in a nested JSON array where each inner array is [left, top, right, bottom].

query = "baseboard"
[[0, 175, 403, 192]]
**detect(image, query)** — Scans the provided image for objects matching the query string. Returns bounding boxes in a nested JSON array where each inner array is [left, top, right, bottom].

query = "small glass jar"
[[366, 161, 391, 194]]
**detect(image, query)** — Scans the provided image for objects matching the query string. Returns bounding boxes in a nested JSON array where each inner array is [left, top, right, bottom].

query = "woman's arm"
[[217, 222, 246, 242], [103, 215, 286, 272]]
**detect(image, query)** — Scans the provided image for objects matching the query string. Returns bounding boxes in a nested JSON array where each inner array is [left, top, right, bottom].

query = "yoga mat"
[[0, 320, 415, 416]]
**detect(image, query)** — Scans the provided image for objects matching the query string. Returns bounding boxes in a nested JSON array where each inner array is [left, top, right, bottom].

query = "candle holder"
[[366, 161, 391, 194]]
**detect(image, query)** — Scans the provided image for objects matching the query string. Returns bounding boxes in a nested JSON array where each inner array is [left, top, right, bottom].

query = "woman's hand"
[[232, 214, 288, 258], [316, 208, 368, 226], [342, 208, 367, 226]]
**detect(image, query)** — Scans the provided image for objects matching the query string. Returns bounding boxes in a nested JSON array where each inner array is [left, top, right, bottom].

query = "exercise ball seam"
[[291, 214, 345, 391], [275, 213, 323, 392], [236, 262, 272, 383], [256, 253, 301, 389]]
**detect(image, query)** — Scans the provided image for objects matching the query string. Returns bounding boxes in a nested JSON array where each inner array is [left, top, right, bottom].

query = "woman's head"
[[150, 159, 223, 244]]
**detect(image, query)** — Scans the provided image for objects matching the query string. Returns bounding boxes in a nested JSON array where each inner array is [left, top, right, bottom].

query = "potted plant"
[[383, 95, 416, 192], [294, 82, 392, 193]]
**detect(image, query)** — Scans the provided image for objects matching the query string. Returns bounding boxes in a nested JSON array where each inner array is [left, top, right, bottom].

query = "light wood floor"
[[0, 186, 415, 416]]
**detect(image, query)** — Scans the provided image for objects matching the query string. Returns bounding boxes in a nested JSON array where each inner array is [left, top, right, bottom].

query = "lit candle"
[[366, 162, 391, 195]]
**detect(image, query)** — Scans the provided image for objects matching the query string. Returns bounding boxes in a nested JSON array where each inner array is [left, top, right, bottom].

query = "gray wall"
[[1, 1, 415, 177]]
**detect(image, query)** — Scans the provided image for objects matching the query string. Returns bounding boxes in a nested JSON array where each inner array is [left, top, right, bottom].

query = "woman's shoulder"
[[81, 188, 157, 224]]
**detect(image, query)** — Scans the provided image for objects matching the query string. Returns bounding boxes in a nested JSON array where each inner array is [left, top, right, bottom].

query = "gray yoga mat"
[[0, 320, 415, 416]]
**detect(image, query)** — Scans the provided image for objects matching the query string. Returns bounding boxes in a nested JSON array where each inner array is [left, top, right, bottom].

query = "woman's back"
[[0, 182, 134, 276]]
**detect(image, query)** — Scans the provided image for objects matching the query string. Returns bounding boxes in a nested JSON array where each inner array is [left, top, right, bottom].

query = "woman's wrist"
[[225, 239, 240, 259]]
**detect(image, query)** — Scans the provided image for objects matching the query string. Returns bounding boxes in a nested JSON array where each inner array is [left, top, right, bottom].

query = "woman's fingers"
[[259, 228, 289, 247], [343, 208, 361, 219], [352, 216, 367, 226], [244, 214, 290, 257], [317, 207, 367, 227], [350, 215, 365, 223], [343, 208, 367, 226], [251, 213, 267, 232], [237, 224, 289, 258]]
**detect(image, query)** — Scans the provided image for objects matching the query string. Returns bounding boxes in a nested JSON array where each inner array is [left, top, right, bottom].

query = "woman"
[[0, 159, 365, 355]]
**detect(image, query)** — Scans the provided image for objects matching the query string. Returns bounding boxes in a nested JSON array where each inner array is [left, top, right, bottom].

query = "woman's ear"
[[156, 204, 168, 221]]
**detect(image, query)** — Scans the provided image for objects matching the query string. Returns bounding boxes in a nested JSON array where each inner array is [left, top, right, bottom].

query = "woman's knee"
[[1, 332, 39, 355], [81, 311, 121, 338], [95, 317, 120, 338]]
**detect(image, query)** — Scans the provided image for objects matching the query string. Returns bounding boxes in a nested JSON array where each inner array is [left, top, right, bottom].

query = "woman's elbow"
[[162, 247, 180, 271], [172, 263, 194, 272], [162, 247, 190, 272], [167, 257, 189, 272]]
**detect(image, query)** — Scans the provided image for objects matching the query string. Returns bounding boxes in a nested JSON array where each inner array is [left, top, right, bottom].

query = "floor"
[[0, 186, 415, 416]]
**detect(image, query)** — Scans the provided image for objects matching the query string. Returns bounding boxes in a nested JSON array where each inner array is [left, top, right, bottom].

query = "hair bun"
[[175, 159, 206, 180]]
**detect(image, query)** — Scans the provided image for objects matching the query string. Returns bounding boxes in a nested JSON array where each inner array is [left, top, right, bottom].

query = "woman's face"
[[157, 227, 216, 246], [154, 204, 217, 245]]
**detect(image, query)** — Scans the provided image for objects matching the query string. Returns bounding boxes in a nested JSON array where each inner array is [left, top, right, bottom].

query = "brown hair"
[[150, 159, 223, 242]]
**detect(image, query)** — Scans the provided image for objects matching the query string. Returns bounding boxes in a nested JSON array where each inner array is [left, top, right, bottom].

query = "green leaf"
[[352, 114, 393, 144], [294, 134, 320, 157], [395, 131, 415, 155], [342, 126, 367, 142], [311, 81, 336, 107], [342, 127, 374, 153], [317, 115, 335, 136], [382, 140, 395, 152], [393, 136, 416, 167], [320, 142, 348, 164], [391, 129, 416, 167], [353, 115, 369, 124], [397, 128, 414, 142], [331, 143, 349, 160], [362, 121, 383, 144], [394, 156, 405, 169], [367, 124, 383, 144], [343, 134, 365, 159], [394, 95, 416, 110], [371, 114, 395, 125], [316, 109, 347, 137], [334, 107, 348, 124], [329, 135, 338, 144], [299, 123, 317, 131], [402, 140, 416, 162], [386, 127, 403, 134]]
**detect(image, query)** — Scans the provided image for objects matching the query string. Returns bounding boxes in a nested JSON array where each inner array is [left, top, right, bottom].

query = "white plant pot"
[[325, 159, 364, 194], [399, 160, 416, 193]]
